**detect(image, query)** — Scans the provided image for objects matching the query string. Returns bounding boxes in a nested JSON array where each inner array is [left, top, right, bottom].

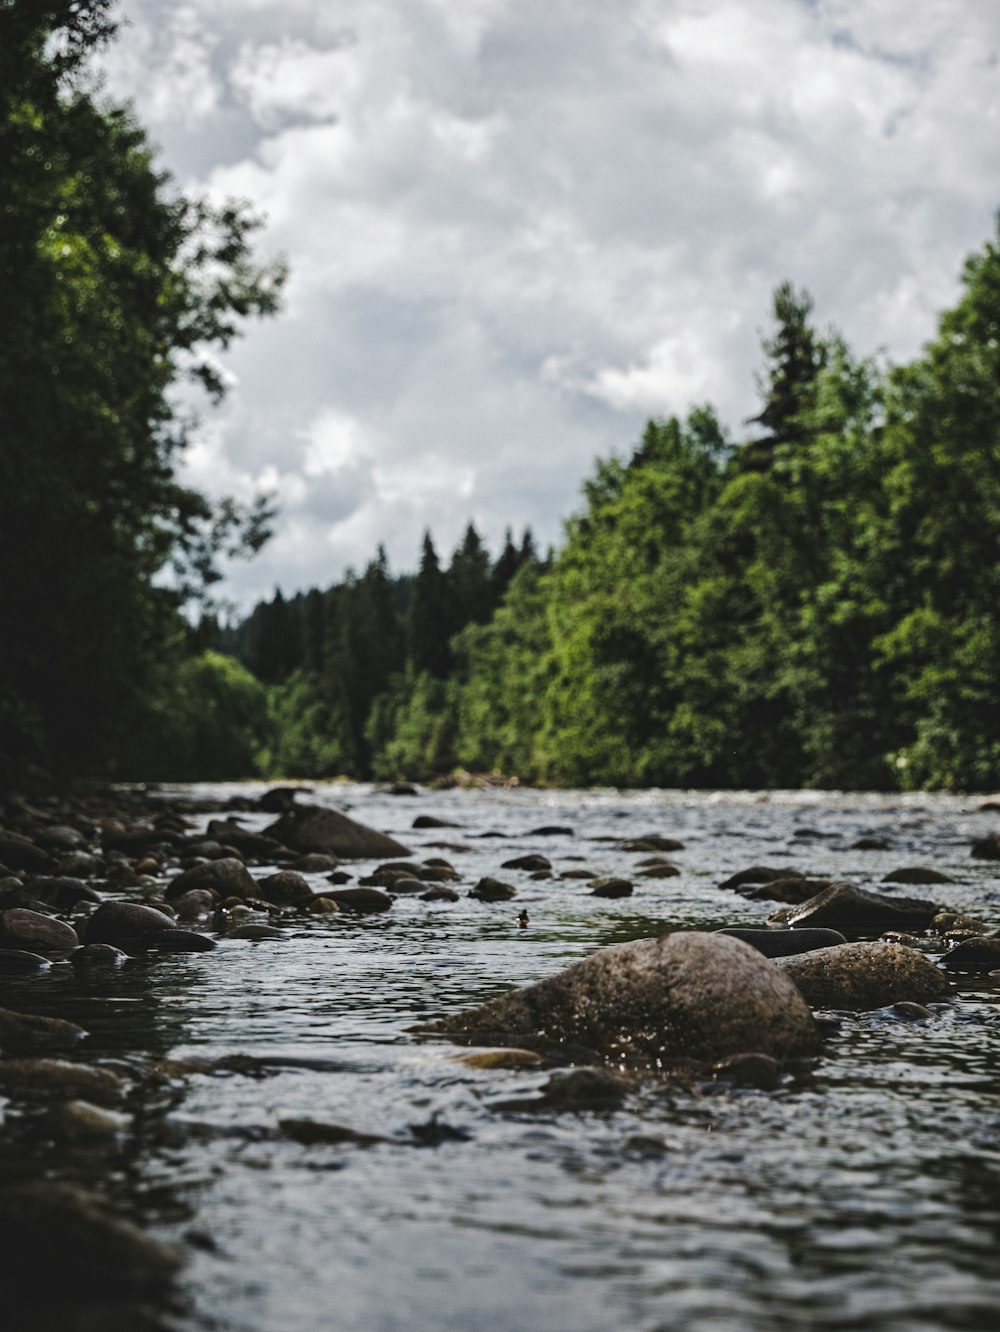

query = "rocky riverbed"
[[1, 781, 1000, 1331]]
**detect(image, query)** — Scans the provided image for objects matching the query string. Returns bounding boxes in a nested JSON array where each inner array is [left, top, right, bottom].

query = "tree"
[[741, 281, 825, 474], [0, 2, 285, 779], [408, 532, 454, 678]]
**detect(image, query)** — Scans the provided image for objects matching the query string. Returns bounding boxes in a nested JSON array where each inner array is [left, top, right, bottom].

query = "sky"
[[97, 0, 1000, 610]]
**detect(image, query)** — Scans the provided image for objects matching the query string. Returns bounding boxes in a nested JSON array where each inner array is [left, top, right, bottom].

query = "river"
[[5, 783, 1000, 1331]]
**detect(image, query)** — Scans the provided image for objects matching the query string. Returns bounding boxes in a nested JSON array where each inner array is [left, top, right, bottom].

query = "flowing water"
[[5, 784, 1000, 1331]]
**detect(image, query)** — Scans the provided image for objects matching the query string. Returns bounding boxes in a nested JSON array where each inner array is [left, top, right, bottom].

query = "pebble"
[[469, 877, 517, 902]]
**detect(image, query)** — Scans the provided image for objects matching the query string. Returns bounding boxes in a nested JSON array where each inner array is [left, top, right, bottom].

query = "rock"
[[280, 1118, 391, 1147], [931, 912, 992, 936], [711, 1052, 783, 1090], [0, 833, 51, 872], [53, 850, 103, 877], [0, 949, 51, 973], [48, 1099, 131, 1138], [292, 853, 340, 872], [101, 825, 177, 853], [881, 866, 956, 885], [739, 877, 831, 904], [71, 943, 128, 969], [0, 907, 79, 953], [264, 804, 411, 859], [977, 798, 1000, 813], [224, 924, 285, 940], [939, 937, 1000, 973], [35, 823, 85, 851], [892, 1001, 935, 1020], [456, 1049, 545, 1070], [259, 785, 311, 813], [0, 1182, 181, 1292], [24, 875, 101, 907], [971, 833, 1000, 859], [0, 1058, 126, 1103], [206, 820, 282, 858], [386, 877, 427, 894], [469, 877, 517, 902], [427, 931, 822, 1068], [491, 1067, 634, 1113], [165, 856, 260, 901], [850, 836, 891, 851], [502, 854, 551, 871], [561, 868, 598, 880], [307, 897, 341, 914], [769, 882, 940, 934], [718, 866, 801, 892], [420, 886, 460, 902], [413, 815, 460, 829], [589, 877, 634, 898], [619, 836, 685, 852], [85, 901, 177, 947], [528, 825, 574, 836], [637, 863, 680, 879], [776, 941, 952, 1010], [257, 870, 315, 907], [172, 888, 217, 919], [321, 887, 393, 914], [715, 927, 848, 958], [361, 862, 436, 887], [0, 1007, 87, 1053], [142, 929, 216, 952]]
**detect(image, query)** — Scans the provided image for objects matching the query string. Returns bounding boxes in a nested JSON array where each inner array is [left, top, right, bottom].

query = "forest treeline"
[[3, 6, 999, 793], [190, 237, 1000, 792]]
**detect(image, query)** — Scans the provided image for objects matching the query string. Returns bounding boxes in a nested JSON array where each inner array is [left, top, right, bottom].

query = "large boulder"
[[265, 804, 411, 859], [426, 931, 822, 1068], [165, 856, 259, 901], [0, 907, 79, 953], [85, 901, 178, 947], [0, 1007, 87, 1053], [776, 940, 951, 1010], [769, 881, 940, 934]]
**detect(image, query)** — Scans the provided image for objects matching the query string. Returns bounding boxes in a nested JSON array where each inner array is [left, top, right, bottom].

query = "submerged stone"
[[776, 940, 952, 1011]]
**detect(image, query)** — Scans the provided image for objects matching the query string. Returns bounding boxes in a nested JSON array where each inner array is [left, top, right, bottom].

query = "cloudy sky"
[[99, 0, 1000, 609]]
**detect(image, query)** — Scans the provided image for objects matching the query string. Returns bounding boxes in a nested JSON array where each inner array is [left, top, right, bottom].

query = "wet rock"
[[165, 856, 260, 902], [561, 868, 598, 880], [101, 825, 177, 853], [142, 928, 216, 952], [769, 882, 940, 934], [637, 863, 681, 879], [23, 875, 101, 908], [308, 897, 341, 914], [502, 854, 552, 871], [456, 1048, 545, 1070], [35, 823, 86, 852], [0, 906, 79, 953], [939, 937, 1000, 973], [265, 804, 411, 859], [528, 825, 574, 836], [589, 877, 634, 898], [776, 941, 952, 1010], [85, 901, 177, 946], [321, 887, 393, 914], [172, 888, 217, 919], [53, 850, 103, 877], [71, 943, 128, 969], [420, 886, 460, 902], [881, 866, 956, 885], [711, 1052, 783, 1090], [224, 924, 285, 940], [892, 1001, 935, 1020], [0, 833, 52, 872], [718, 866, 801, 892], [469, 877, 517, 902], [739, 877, 831, 904], [977, 798, 1000, 813], [0, 948, 51, 973], [971, 832, 1000, 860], [280, 1118, 391, 1147], [931, 911, 993, 936], [0, 1182, 181, 1291], [492, 1067, 634, 1113], [619, 835, 685, 852], [48, 1098, 131, 1138], [259, 785, 311, 813], [206, 820, 283, 858], [292, 853, 339, 873], [257, 871, 315, 907], [0, 1007, 87, 1053], [386, 877, 427, 894], [428, 931, 822, 1067], [326, 870, 352, 885], [0, 1058, 126, 1103], [361, 863, 430, 887], [715, 927, 847, 958], [850, 836, 891, 851], [413, 815, 460, 829]]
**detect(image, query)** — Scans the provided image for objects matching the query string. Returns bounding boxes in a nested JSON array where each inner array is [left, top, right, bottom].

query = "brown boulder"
[[265, 804, 411, 859], [776, 940, 951, 1010], [770, 882, 940, 934], [0, 907, 79, 953], [427, 931, 822, 1068]]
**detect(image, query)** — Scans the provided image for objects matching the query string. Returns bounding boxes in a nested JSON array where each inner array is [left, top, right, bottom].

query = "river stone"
[[619, 835, 685, 852], [0, 833, 51, 872], [492, 1067, 634, 1113], [740, 877, 831, 904], [776, 941, 952, 1010], [224, 923, 285, 940], [386, 877, 427, 894], [413, 815, 461, 828], [293, 853, 340, 872], [502, 854, 552, 871], [0, 949, 51, 973], [469, 877, 517, 902], [22, 875, 100, 908], [589, 877, 634, 898], [637, 863, 681, 879], [715, 927, 847, 958], [71, 943, 129, 969], [711, 1052, 783, 1090], [931, 912, 992, 936], [0, 1182, 182, 1292], [421, 886, 460, 902], [257, 870, 315, 907], [0, 1058, 125, 1103], [851, 836, 892, 851], [770, 882, 940, 934], [36, 823, 85, 851], [85, 901, 176, 946], [172, 888, 217, 919], [142, 928, 216, 952], [940, 937, 1000, 972], [0, 1006, 87, 1053], [265, 804, 411, 859], [0, 906, 79, 953], [718, 866, 802, 892], [427, 931, 822, 1068], [166, 856, 260, 901], [321, 887, 393, 914], [881, 866, 956, 885], [971, 833, 1000, 859], [48, 1099, 131, 1138], [206, 820, 282, 858]]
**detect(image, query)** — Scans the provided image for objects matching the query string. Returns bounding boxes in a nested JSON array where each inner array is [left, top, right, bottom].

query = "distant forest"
[[3, 5, 999, 793], [191, 250, 1000, 792]]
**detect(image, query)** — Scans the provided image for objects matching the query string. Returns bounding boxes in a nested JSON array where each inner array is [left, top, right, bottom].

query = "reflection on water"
[[4, 783, 1000, 1330]]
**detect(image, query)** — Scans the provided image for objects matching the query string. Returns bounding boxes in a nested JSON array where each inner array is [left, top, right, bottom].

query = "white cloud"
[[99, 0, 1000, 605]]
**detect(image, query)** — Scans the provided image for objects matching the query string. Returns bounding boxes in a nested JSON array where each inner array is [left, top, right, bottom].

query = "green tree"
[[0, 1, 284, 780]]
